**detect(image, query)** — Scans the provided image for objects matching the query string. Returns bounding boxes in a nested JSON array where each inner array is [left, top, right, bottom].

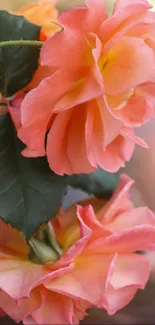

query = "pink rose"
[[0, 175, 155, 324], [17, 0, 155, 175]]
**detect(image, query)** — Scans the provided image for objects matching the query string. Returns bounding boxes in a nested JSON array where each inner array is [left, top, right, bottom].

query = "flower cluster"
[[10, 0, 155, 175], [0, 0, 155, 324], [0, 175, 155, 324]]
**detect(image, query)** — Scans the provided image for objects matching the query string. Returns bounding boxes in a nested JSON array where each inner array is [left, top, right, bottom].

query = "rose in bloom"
[[15, 0, 59, 39], [17, 0, 155, 175], [0, 175, 155, 324]]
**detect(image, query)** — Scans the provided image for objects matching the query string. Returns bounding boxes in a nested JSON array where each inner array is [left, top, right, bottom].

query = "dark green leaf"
[[0, 114, 67, 239], [0, 11, 41, 97], [68, 168, 120, 199]]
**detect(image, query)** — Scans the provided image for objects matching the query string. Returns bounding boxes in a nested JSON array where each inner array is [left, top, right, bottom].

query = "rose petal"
[[0, 289, 41, 323], [103, 36, 155, 95], [97, 174, 134, 224]]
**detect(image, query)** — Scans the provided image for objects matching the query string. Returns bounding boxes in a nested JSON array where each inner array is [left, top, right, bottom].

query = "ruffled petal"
[[86, 97, 122, 168], [0, 289, 41, 323], [110, 253, 150, 290], [99, 0, 152, 43], [0, 220, 28, 258], [106, 207, 155, 233], [47, 107, 96, 175], [87, 225, 155, 254], [103, 36, 155, 95], [32, 289, 75, 325], [114, 0, 151, 12], [41, 27, 92, 68], [107, 92, 154, 126], [95, 131, 135, 172], [97, 174, 134, 224], [0, 257, 74, 300], [45, 254, 115, 305], [58, 0, 107, 34], [102, 253, 150, 315]]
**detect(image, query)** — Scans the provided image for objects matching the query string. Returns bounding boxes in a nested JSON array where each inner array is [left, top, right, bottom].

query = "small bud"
[[29, 237, 59, 264]]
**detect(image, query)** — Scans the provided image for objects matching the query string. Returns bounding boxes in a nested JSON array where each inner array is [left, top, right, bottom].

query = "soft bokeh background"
[[1, 0, 155, 323]]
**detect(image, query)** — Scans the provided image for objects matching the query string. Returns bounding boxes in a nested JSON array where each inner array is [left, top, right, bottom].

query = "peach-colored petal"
[[0, 257, 75, 301], [59, 0, 107, 35], [41, 27, 92, 68], [46, 109, 73, 175], [102, 285, 137, 315], [114, 0, 151, 13], [73, 300, 90, 324], [0, 260, 48, 299], [103, 36, 155, 95], [99, 0, 152, 43], [85, 99, 105, 168], [45, 254, 115, 305], [53, 71, 104, 114], [0, 289, 41, 323], [110, 253, 150, 290], [106, 207, 155, 233], [87, 225, 155, 254], [25, 66, 57, 91], [22, 147, 45, 158], [19, 68, 94, 155], [85, 98, 125, 171], [102, 253, 150, 315], [52, 211, 91, 265], [47, 107, 96, 175], [32, 289, 75, 325], [20, 67, 102, 126], [77, 205, 112, 243], [136, 81, 155, 117], [94, 131, 135, 172], [97, 174, 134, 224], [18, 122, 47, 155], [66, 107, 95, 175], [0, 220, 28, 258], [20, 71, 63, 126], [120, 127, 148, 148], [86, 97, 123, 168], [8, 94, 25, 130], [107, 92, 154, 126]]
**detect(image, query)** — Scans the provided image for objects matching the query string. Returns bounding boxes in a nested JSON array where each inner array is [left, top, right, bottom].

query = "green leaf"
[[0, 11, 41, 97], [0, 114, 67, 239], [68, 168, 120, 199]]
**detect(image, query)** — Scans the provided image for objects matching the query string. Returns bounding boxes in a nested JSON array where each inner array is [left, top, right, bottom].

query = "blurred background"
[[1, 0, 155, 323]]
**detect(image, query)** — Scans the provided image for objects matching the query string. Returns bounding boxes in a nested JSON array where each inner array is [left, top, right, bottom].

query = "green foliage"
[[69, 168, 119, 199], [0, 114, 67, 239], [0, 11, 41, 97]]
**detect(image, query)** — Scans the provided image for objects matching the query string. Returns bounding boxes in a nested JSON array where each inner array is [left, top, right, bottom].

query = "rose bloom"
[[15, 0, 59, 39], [16, 0, 155, 175], [0, 175, 155, 324]]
